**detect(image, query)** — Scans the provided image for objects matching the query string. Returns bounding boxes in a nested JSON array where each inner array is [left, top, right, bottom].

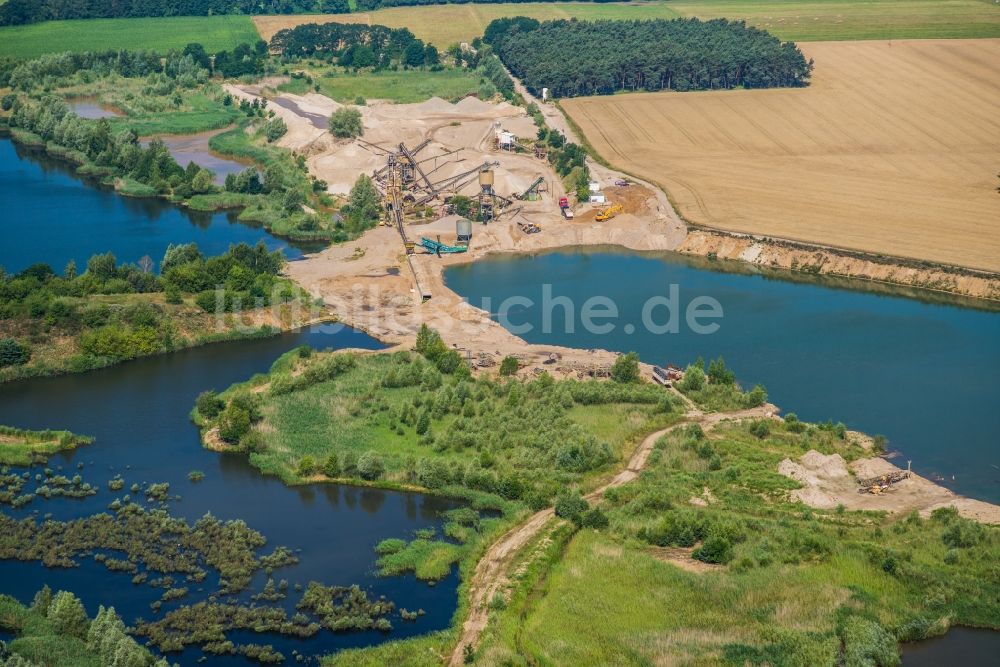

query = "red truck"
[[558, 196, 574, 219]]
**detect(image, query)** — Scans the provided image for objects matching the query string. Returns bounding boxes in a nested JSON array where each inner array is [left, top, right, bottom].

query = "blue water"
[[0, 138, 320, 275], [445, 247, 1000, 503], [0, 138, 460, 664]]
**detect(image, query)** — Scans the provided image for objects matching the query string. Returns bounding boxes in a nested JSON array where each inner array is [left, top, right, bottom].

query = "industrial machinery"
[[515, 176, 546, 201], [595, 203, 624, 222], [420, 237, 468, 254]]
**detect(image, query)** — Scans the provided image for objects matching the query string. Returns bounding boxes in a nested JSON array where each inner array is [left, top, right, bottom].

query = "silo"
[[456, 218, 473, 244], [479, 170, 494, 191]]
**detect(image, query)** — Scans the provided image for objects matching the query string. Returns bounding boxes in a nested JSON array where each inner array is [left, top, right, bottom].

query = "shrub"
[[679, 365, 705, 391], [329, 107, 363, 138], [499, 355, 519, 376], [749, 420, 771, 439], [840, 616, 899, 667], [693, 536, 733, 564], [579, 507, 609, 529], [48, 590, 89, 639], [554, 491, 589, 523], [941, 519, 985, 548], [642, 510, 707, 547], [0, 338, 31, 367], [323, 453, 341, 478], [707, 356, 735, 385], [297, 456, 317, 477], [196, 390, 225, 419], [217, 404, 251, 444], [611, 351, 640, 383], [357, 451, 386, 480]]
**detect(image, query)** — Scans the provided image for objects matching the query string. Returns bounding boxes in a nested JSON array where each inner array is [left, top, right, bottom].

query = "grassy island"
[[0, 426, 93, 466]]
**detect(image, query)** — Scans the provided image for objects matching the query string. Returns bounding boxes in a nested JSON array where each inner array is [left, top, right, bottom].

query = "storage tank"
[[479, 170, 494, 188], [456, 218, 473, 243]]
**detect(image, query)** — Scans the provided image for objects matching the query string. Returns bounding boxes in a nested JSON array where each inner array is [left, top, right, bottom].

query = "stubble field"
[[253, 2, 681, 46], [563, 38, 1000, 272]]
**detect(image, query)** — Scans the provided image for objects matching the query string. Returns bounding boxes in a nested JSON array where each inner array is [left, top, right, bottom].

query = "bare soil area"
[[563, 39, 1000, 272], [780, 450, 1000, 524]]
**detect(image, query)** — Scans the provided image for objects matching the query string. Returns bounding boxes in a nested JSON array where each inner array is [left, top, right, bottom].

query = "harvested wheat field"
[[563, 39, 1000, 272], [253, 2, 680, 47]]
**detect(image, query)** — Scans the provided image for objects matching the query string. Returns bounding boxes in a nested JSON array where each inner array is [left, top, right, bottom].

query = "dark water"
[[445, 248, 1000, 503], [902, 627, 1000, 665], [0, 138, 321, 275], [0, 326, 462, 664]]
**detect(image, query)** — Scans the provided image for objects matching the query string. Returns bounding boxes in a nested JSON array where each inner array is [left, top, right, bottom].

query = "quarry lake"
[[0, 326, 463, 665], [0, 138, 320, 275], [445, 247, 1000, 504]]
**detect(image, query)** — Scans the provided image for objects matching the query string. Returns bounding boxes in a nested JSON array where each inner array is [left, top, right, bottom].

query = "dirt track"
[[447, 403, 775, 665]]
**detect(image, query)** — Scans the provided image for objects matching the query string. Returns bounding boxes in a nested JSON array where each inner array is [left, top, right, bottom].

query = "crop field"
[[0, 16, 260, 59], [563, 39, 1000, 272], [254, 2, 682, 47], [672, 0, 1000, 41], [254, 0, 1000, 46]]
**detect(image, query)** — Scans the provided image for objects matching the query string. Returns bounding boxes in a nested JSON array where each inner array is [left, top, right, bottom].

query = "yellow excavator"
[[595, 203, 624, 222]]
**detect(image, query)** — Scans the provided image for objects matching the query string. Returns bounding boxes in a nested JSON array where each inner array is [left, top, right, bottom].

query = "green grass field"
[[673, 0, 1000, 41], [279, 67, 484, 104], [0, 16, 260, 59]]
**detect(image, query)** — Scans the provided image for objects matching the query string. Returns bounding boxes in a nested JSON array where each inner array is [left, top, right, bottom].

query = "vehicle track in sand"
[[446, 401, 774, 665]]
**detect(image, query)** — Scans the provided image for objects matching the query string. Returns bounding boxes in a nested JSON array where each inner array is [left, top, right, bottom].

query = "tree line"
[[269, 21, 431, 69], [0, 0, 612, 26], [485, 17, 813, 97]]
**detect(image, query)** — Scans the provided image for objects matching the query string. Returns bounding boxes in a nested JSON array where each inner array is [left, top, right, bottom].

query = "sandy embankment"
[[234, 83, 998, 522], [779, 448, 1000, 524]]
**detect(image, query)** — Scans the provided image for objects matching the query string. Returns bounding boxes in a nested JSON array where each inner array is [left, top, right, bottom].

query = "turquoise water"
[[445, 248, 1000, 503]]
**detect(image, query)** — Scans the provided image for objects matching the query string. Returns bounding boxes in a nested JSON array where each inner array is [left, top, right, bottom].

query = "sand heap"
[[779, 450, 1000, 524]]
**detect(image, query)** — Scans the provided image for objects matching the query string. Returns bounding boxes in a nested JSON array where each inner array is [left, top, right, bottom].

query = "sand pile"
[[779, 450, 1000, 523]]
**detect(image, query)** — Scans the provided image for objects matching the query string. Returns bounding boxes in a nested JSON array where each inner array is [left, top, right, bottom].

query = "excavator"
[[595, 203, 624, 222]]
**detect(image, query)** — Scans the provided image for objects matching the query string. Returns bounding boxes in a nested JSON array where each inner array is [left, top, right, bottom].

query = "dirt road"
[[447, 402, 775, 665]]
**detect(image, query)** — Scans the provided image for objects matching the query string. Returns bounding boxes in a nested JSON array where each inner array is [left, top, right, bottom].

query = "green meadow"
[[0, 16, 259, 59]]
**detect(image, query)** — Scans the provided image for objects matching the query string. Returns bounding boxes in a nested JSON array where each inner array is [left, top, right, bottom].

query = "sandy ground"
[[780, 450, 1000, 524], [562, 39, 1000, 273]]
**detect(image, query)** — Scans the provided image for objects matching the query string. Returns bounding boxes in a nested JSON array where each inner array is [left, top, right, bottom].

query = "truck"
[[558, 196, 574, 219]]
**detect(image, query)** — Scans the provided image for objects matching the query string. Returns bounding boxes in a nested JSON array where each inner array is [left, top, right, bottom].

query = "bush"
[[196, 390, 225, 419], [0, 338, 31, 367], [217, 404, 251, 445], [611, 351, 640, 383], [840, 616, 899, 667], [297, 456, 317, 477], [679, 365, 705, 392], [693, 536, 733, 564], [499, 355, 519, 376], [707, 356, 736, 385], [579, 507, 609, 529], [750, 420, 771, 439], [642, 510, 707, 547], [47, 590, 89, 639], [323, 453, 341, 477], [329, 107, 363, 138], [554, 491, 589, 523], [357, 451, 386, 480]]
